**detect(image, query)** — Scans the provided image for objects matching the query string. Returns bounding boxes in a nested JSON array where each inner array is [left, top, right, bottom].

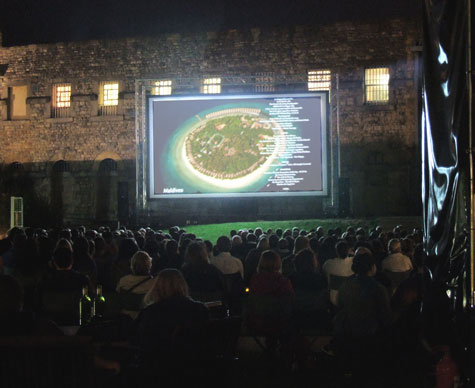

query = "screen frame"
[[147, 92, 329, 199]]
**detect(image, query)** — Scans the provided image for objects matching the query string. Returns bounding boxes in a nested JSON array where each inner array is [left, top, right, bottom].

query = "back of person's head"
[[257, 236, 269, 251], [144, 239, 159, 257], [55, 238, 73, 252], [165, 239, 178, 255], [275, 228, 283, 238], [254, 227, 263, 238], [294, 248, 317, 273], [54, 247, 73, 269], [309, 237, 320, 255], [268, 234, 279, 249], [278, 238, 288, 250], [257, 250, 282, 273], [388, 239, 401, 254], [216, 235, 231, 253], [230, 229, 237, 237], [184, 241, 208, 265], [351, 248, 376, 276], [231, 235, 242, 247], [118, 238, 139, 261], [59, 229, 72, 242], [0, 275, 24, 313], [131, 251, 152, 276], [246, 233, 257, 243], [294, 236, 310, 254], [144, 269, 188, 305], [7, 226, 24, 242], [73, 236, 90, 256], [401, 238, 415, 257], [335, 240, 349, 259]]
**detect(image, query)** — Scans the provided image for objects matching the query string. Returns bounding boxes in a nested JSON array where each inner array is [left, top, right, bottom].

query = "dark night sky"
[[0, 0, 419, 46]]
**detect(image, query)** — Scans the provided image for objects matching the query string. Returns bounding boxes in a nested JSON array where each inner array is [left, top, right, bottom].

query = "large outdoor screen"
[[148, 93, 328, 198]]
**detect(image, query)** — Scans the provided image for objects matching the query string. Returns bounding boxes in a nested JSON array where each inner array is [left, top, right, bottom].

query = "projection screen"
[[148, 93, 328, 198]]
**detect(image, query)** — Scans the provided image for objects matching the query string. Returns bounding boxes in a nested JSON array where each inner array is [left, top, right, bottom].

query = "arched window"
[[9, 162, 24, 173], [53, 160, 69, 173], [99, 158, 117, 173]]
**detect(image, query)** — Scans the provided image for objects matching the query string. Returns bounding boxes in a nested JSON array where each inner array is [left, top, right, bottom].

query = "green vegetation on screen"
[[187, 115, 273, 177], [179, 216, 422, 244]]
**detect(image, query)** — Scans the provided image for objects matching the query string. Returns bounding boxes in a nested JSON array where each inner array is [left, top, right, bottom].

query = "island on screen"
[[148, 93, 328, 198]]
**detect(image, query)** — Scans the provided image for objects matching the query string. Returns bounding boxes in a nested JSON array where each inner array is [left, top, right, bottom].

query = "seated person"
[[331, 248, 392, 381], [382, 239, 413, 273], [246, 250, 295, 336], [116, 251, 155, 319], [0, 274, 62, 336], [181, 241, 226, 302], [132, 269, 210, 369], [322, 240, 354, 306], [289, 248, 329, 330], [40, 248, 89, 325], [210, 236, 243, 278]]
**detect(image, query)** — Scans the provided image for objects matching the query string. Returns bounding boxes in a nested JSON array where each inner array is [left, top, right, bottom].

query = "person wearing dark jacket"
[[131, 269, 209, 371], [181, 241, 226, 301]]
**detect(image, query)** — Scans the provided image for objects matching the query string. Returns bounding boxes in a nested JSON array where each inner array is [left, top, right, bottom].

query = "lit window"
[[52, 83, 71, 118], [201, 78, 221, 94], [308, 70, 331, 91], [365, 68, 389, 103], [99, 81, 119, 116], [256, 72, 275, 92], [152, 80, 172, 96]]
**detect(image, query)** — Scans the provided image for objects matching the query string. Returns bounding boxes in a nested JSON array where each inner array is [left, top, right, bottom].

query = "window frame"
[[364, 67, 390, 104], [308, 69, 331, 92], [99, 81, 119, 116], [51, 83, 72, 118], [152, 80, 172, 96], [201, 77, 221, 94]]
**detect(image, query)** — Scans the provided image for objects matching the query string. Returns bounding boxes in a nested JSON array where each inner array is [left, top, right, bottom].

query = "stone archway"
[[95, 158, 119, 226]]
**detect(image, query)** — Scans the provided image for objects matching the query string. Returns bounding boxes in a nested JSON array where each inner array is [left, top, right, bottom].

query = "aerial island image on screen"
[[159, 105, 287, 193], [185, 110, 279, 179]]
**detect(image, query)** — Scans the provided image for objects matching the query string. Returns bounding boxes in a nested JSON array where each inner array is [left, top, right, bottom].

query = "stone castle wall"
[[0, 18, 421, 228]]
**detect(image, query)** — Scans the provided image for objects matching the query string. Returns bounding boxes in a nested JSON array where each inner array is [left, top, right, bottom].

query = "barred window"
[[152, 80, 172, 96], [99, 81, 119, 116], [308, 70, 331, 91], [365, 68, 389, 103], [201, 78, 221, 94], [52, 83, 71, 118], [255, 72, 275, 92]]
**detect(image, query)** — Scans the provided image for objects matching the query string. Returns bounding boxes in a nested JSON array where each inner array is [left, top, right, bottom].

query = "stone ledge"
[[46, 117, 74, 123], [121, 92, 135, 100], [27, 96, 50, 104], [90, 115, 124, 122], [0, 119, 30, 124], [72, 94, 97, 102]]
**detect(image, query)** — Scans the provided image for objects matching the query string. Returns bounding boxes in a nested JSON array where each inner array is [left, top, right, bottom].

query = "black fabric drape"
[[421, 0, 470, 280]]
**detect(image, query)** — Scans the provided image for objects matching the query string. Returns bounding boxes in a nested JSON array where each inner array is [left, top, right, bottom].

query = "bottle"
[[93, 285, 106, 318], [79, 286, 92, 326]]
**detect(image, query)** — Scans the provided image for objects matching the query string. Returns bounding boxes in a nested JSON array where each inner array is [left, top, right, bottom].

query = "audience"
[[0, 222, 436, 386]]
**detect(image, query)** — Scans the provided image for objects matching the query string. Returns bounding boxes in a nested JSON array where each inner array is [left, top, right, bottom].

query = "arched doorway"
[[95, 158, 118, 225]]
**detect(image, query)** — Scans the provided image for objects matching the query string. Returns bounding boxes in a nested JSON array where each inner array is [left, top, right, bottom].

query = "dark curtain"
[[421, 0, 470, 281]]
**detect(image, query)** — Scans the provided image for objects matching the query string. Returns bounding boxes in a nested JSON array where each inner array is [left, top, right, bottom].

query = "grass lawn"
[[178, 216, 422, 243]]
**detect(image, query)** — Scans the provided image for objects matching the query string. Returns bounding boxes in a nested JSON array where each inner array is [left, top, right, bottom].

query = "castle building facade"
[[0, 18, 421, 229]]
